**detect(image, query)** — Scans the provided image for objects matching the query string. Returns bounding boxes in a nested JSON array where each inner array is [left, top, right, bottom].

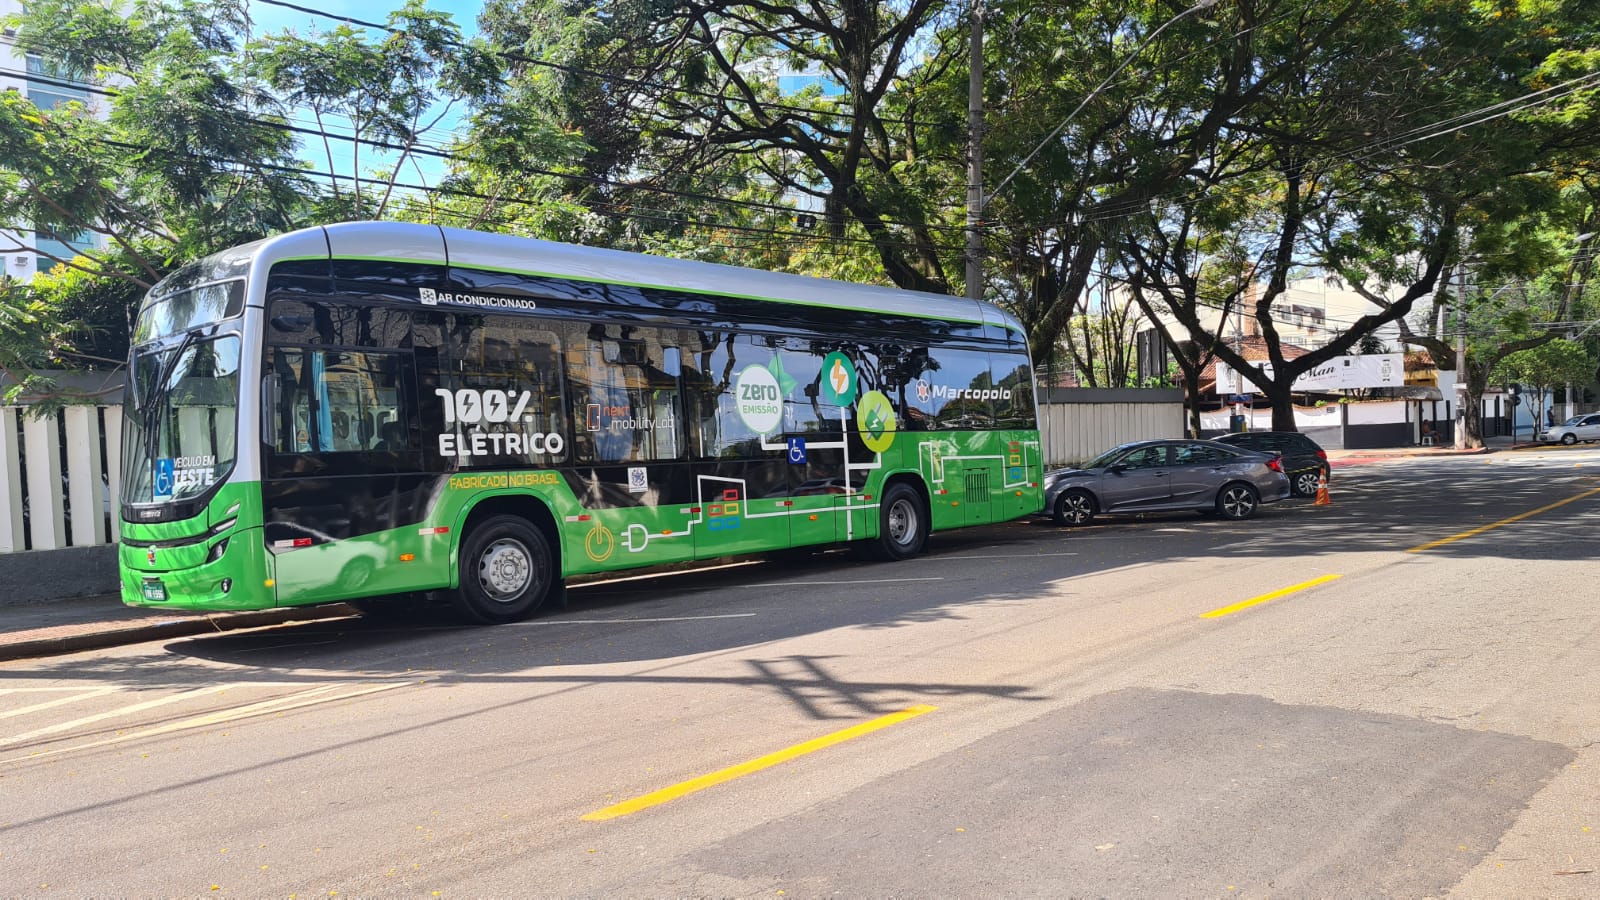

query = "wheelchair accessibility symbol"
[[153, 459, 175, 499], [786, 437, 807, 464]]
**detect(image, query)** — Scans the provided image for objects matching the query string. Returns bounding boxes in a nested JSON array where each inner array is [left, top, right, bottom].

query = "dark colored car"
[[1213, 431, 1330, 497], [1043, 439, 1291, 526]]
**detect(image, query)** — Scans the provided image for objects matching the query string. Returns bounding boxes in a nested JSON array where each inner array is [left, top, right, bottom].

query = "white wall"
[[0, 404, 121, 554], [1038, 390, 1187, 466]]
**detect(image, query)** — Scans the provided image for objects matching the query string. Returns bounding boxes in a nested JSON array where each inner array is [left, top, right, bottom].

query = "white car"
[[1546, 413, 1600, 445]]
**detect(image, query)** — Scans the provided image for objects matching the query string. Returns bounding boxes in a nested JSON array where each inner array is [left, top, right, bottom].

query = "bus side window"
[[993, 349, 1035, 429], [271, 349, 312, 453], [565, 324, 684, 464], [438, 319, 565, 468], [919, 347, 997, 430], [269, 348, 417, 456]]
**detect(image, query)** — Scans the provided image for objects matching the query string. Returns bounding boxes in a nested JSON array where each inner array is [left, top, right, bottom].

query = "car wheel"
[[453, 515, 555, 624], [1052, 489, 1096, 526], [866, 482, 927, 560], [1291, 469, 1323, 497], [1216, 483, 1260, 520], [1562, 433, 1577, 445]]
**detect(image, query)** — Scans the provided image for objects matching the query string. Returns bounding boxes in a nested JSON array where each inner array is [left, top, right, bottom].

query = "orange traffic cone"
[[1314, 471, 1331, 506]]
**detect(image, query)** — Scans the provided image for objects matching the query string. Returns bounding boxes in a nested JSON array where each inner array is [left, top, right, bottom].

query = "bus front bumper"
[[120, 529, 277, 611]]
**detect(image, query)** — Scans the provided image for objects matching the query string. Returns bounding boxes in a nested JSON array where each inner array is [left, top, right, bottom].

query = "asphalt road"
[[3, 448, 1599, 897]]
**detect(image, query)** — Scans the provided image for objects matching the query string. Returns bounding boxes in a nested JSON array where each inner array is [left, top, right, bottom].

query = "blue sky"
[[245, 0, 487, 190], [247, 0, 483, 38]]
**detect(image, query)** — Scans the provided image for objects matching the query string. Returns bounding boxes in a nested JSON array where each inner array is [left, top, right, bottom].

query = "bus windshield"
[[133, 280, 245, 343], [122, 335, 242, 505]]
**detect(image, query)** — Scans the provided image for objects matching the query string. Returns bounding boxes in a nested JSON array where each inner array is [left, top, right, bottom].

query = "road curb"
[[0, 604, 358, 663]]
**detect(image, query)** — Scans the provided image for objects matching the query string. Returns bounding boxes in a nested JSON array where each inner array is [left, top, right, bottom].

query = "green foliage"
[[1498, 339, 1595, 390], [3, 0, 1599, 442], [0, 0, 490, 402], [247, 0, 499, 221], [0, 279, 73, 408]]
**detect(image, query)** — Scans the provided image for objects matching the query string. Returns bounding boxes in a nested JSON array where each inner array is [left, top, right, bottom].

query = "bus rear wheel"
[[867, 483, 928, 561], [455, 515, 554, 624]]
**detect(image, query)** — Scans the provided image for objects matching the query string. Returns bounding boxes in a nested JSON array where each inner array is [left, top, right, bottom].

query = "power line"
[[252, 0, 945, 129], [6, 64, 981, 237], [1015, 69, 1600, 230]]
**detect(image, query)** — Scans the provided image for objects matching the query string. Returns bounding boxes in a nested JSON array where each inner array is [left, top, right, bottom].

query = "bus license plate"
[[141, 579, 167, 602]]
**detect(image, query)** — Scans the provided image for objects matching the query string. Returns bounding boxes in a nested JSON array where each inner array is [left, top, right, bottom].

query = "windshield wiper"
[[141, 332, 198, 484]]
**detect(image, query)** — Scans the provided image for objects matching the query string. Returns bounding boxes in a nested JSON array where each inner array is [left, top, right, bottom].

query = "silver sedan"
[[1043, 439, 1292, 526]]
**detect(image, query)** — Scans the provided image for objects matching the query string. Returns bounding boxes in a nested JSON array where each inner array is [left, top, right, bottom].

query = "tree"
[[473, 0, 963, 290], [248, 0, 501, 221], [1499, 338, 1596, 432], [0, 0, 492, 405], [0, 0, 313, 408]]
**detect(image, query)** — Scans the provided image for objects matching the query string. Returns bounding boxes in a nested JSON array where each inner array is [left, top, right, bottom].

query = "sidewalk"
[[0, 594, 355, 663], [0, 434, 1568, 664], [1326, 434, 1549, 466]]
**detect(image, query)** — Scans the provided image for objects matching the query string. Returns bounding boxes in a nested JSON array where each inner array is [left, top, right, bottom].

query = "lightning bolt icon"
[[830, 358, 848, 395]]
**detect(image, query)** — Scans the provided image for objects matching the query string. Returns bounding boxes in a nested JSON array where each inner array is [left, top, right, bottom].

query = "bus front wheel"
[[868, 483, 928, 561], [455, 515, 554, 624]]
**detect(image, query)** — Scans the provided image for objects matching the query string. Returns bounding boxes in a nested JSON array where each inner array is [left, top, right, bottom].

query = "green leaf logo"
[[856, 391, 897, 453], [768, 354, 797, 397]]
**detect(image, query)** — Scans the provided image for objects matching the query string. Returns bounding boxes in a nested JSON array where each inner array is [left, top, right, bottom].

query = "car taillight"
[[1267, 457, 1283, 472], [1315, 449, 1328, 460]]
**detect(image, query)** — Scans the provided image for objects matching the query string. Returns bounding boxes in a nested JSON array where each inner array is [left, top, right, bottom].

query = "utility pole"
[[1454, 258, 1468, 450], [964, 0, 985, 301]]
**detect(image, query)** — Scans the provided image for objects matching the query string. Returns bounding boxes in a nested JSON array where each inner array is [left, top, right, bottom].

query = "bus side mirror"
[[261, 375, 277, 448]]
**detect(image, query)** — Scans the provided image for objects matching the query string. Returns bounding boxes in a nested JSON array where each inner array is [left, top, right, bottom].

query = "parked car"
[[1214, 430, 1330, 497], [1043, 439, 1291, 526], [1546, 413, 1600, 445]]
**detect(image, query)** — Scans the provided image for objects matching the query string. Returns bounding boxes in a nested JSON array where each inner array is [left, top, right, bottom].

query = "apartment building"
[[0, 0, 101, 283]]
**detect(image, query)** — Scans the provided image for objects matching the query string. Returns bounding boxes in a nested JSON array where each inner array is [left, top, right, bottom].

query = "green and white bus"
[[119, 222, 1043, 623]]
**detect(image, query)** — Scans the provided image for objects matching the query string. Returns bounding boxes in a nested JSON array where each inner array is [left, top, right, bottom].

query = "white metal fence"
[[1, 391, 1183, 555], [0, 404, 122, 554], [1037, 388, 1187, 467]]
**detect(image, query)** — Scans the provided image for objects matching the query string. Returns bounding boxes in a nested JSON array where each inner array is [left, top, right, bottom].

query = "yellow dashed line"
[[1200, 575, 1342, 619], [583, 705, 937, 821]]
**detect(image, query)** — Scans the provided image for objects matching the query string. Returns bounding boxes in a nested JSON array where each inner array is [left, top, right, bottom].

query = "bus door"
[[684, 333, 796, 557], [784, 446, 852, 548], [263, 347, 438, 605]]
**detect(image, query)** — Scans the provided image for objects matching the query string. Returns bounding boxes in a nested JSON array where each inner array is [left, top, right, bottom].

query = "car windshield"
[[1084, 444, 1141, 469], [121, 335, 242, 505]]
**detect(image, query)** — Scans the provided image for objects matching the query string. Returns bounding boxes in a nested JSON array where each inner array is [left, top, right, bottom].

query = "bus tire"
[[868, 482, 928, 561], [454, 515, 555, 624]]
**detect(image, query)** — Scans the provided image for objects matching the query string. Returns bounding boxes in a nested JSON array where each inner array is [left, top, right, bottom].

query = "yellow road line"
[[1408, 485, 1600, 553], [582, 704, 938, 821], [1200, 575, 1342, 619]]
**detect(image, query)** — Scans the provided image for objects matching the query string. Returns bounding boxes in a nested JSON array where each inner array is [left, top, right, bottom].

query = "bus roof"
[[181, 222, 1026, 336]]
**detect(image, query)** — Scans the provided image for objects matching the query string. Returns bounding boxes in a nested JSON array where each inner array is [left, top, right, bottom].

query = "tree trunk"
[[1456, 362, 1491, 449], [1265, 381, 1298, 432], [1181, 364, 1204, 438]]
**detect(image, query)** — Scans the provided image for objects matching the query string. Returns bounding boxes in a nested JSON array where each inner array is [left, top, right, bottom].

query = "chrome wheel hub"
[[887, 498, 917, 546], [1222, 488, 1255, 517], [478, 539, 532, 602]]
